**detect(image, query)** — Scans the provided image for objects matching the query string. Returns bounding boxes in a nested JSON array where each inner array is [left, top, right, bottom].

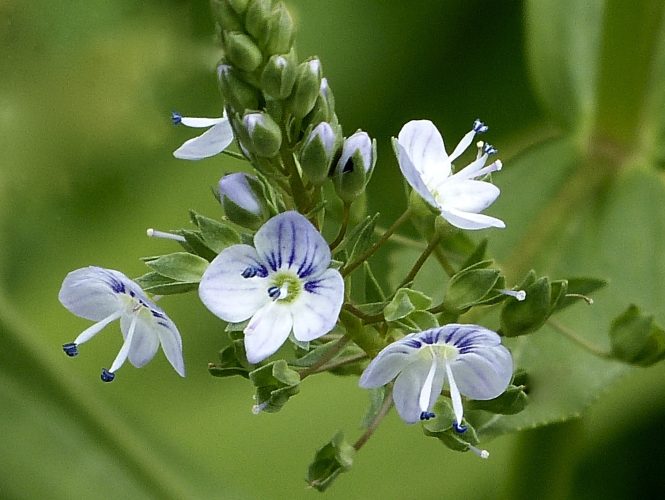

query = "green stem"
[[329, 203, 351, 251], [221, 149, 247, 161], [0, 294, 192, 498], [548, 318, 612, 359], [397, 229, 444, 289], [343, 303, 384, 325], [353, 385, 394, 451], [299, 336, 350, 380], [341, 207, 413, 278], [303, 353, 368, 376], [433, 245, 457, 277], [281, 149, 311, 213]]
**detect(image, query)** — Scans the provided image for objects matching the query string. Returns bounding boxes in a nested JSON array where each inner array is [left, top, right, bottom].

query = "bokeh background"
[[2, 0, 665, 498]]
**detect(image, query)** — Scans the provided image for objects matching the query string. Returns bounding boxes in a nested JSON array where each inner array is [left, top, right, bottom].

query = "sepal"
[[299, 122, 340, 185], [306, 431, 355, 492], [609, 304, 665, 366], [223, 31, 263, 72], [443, 264, 501, 313], [422, 400, 482, 453], [190, 210, 242, 252], [209, 333, 252, 379], [261, 53, 296, 100], [500, 271, 552, 337], [134, 271, 199, 295], [217, 64, 260, 113], [143, 252, 209, 283], [384, 288, 432, 322], [263, 2, 295, 55], [249, 360, 300, 413], [289, 58, 322, 119]]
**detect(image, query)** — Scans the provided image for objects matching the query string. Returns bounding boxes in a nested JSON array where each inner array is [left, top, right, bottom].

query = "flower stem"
[[341, 207, 413, 278], [329, 203, 351, 251], [343, 303, 384, 325], [397, 228, 443, 289], [433, 245, 457, 277], [299, 336, 350, 380], [548, 318, 612, 359], [221, 149, 247, 161], [353, 385, 394, 451], [302, 353, 368, 376]]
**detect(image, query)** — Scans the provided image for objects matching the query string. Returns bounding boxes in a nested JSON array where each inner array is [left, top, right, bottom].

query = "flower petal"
[[437, 179, 500, 214], [173, 119, 234, 160], [253, 211, 331, 278], [155, 319, 185, 377], [439, 206, 505, 230], [393, 360, 436, 424], [359, 332, 426, 388], [179, 116, 226, 128], [392, 138, 438, 208], [121, 313, 160, 369], [199, 244, 271, 323], [244, 302, 293, 364], [397, 120, 451, 177], [451, 345, 513, 400], [447, 129, 476, 163], [291, 268, 344, 342], [59, 267, 128, 321]]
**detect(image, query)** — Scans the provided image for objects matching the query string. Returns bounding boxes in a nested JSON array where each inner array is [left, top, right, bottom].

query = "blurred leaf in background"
[[2, 0, 665, 499]]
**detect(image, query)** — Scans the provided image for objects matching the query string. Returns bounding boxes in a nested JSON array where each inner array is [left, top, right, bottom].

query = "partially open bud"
[[261, 53, 296, 100], [242, 111, 282, 157], [303, 78, 336, 127], [263, 2, 295, 55], [333, 130, 376, 203], [218, 64, 260, 113], [218, 172, 270, 230], [223, 32, 263, 72], [289, 58, 322, 119], [299, 122, 340, 185], [245, 0, 273, 41]]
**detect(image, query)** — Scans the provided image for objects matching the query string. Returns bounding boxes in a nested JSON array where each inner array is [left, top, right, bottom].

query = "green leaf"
[[306, 431, 355, 492], [342, 212, 379, 261], [178, 230, 219, 261], [467, 384, 528, 415], [609, 304, 665, 366], [249, 360, 300, 413], [133, 272, 198, 295], [443, 267, 501, 313], [144, 252, 209, 283], [209, 336, 251, 379], [190, 211, 241, 253], [383, 288, 432, 322], [359, 387, 385, 430], [500, 276, 552, 337], [553, 277, 608, 312]]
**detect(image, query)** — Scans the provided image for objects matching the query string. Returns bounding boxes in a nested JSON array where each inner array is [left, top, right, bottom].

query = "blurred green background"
[[2, 0, 665, 498]]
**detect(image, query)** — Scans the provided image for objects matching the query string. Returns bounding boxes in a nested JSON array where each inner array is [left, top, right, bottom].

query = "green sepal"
[[500, 273, 552, 337], [210, 0, 244, 32], [363, 261, 386, 302], [384, 288, 432, 322], [289, 58, 322, 119], [177, 229, 219, 261], [360, 387, 385, 430], [422, 399, 481, 453], [144, 252, 209, 282], [548, 279, 569, 311], [261, 52, 297, 100], [209, 335, 252, 379], [290, 340, 343, 368], [460, 238, 488, 270], [189, 211, 242, 253], [223, 31, 263, 72], [227, 0, 249, 15], [443, 266, 501, 313], [249, 360, 300, 413], [245, 0, 273, 43], [263, 2, 295, 55], [217, 65, 260, 114], [225, 319, 249, 332], [338, 212, 379, 261], [466, 384, 528, 415], [306, 431, 355, 492], [133, 272, 198, 295], [552, 277, 608, 312], [609, 304, 665, 366]]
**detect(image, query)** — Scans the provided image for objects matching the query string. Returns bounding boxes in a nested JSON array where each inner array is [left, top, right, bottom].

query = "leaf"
[[190, 211, 241, 253], [249, 360, 300, 413], [306, 431, 355, 492], [383, 288, 432, 322], [133, 272, 198, 295], [609, 304, 665, 366], [144, 252, 209, 282]]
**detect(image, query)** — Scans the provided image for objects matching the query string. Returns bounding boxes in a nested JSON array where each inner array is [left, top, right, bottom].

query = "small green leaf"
[[290, 340, 342, 368], [500, 276, 552, 337], [609, 304, 665, 366], [384, 288, 432, 322], [306, 431, 355, 492], [443, 267, 501, 313], [144, 252, 209, 283], [249, 360, 300, 413], [190, 211, 241, 253], [133, 272, 198, 295], [342, 213, 379, 261], [209, 336, 251, 379], [553, 277, 608, 312]]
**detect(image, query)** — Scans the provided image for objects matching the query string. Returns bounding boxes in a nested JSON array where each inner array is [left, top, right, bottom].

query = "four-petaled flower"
[[199, 211, 344, 364], [59, 266, 185, 381], [359, 324, 512, 428], [394, 119, 505, 230], [172, 111, 234, 160]]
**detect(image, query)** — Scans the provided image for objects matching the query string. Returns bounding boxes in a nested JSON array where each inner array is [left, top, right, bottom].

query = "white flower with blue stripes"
[[359, 324, 512, 431], [199, 211, 344, 364], [393, 119, 505, 230], [59, 267, 185, 382], [171, 111, 234, 160]]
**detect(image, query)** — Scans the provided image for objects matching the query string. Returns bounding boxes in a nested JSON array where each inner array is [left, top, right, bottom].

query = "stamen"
[[419, 353, 438, 414], [62, 342, 79, 357], [565, 293, 594, 305], [473, 119, 489, 134], [73, 311, 122, 346], [100, 368, 115, 382], [107, 313, 139, 374], [252, 401, 269, 414], [171, 112, 182, 125], [475, 141, 485, 160], [469, 445, 490, 459], [268, 286, 281, 299], [146, 228, 186, 242], [242, 267, 258, 278], [445, 363, 464, 428], [419, 411, 436, 421], [483, 143, 497, 155], [500, 289, 526, 301], [453, 422, 467, 433]]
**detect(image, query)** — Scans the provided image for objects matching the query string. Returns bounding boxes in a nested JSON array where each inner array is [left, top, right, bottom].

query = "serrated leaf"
[[144, 252, 209, 282]]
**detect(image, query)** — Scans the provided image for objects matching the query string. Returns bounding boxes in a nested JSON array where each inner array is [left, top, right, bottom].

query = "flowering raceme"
[[198, 211, 344, 364], [394, 119, 505, 230], [59, 266, 185, 381]]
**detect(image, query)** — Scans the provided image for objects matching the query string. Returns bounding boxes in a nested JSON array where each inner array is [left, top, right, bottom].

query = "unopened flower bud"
[[227, 0, 249, 15], [243, 111, 282, 157], [218, 64, 260, 113], [289, 58, 322, 119], [218, 172, 269, 229], [261, 54, 296, 100], [263, 2, 295, 55], [210, 0, 244, 31], [333, 130, 376, 202], [223, 31, 263, 72], [299, 122, 340, 185], [245, 0, 273, 41]]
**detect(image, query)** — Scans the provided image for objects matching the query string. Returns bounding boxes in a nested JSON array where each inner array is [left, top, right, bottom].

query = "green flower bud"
[[218, 172, 270, 230], [299, 122, 340, 185], [223, 31, 263, 72], [227, 0, 249, 15], [333, 130, 376, 203], [264, 2, 295, 55], [303, 78, 335, 127], [443, 267, 502, 313], [217, 64, 260, 113], [245, 0, 273, 41], [261, 54, 296, 99], [210, 0, 244, 32], [289, 58, 322, 119], [243, 111, 282, 157]]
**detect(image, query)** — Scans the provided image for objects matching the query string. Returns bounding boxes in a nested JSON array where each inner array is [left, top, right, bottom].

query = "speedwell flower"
[[172, 111, 234, 160], [59, 266, 185, 381], [359, 324, 512, 428], [394, 119, 505, 230], [199, 211, 344, 364]]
